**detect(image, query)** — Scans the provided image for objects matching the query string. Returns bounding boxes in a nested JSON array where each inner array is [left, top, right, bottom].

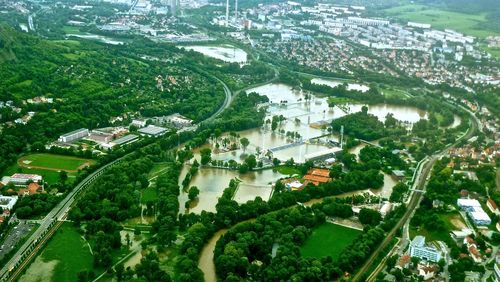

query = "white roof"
[[470, 211, 491, 221], [457, 199, 481, 207], [138, 125, 167, 135], [286, 181, 303, 189], [304, 147, 342, 160]]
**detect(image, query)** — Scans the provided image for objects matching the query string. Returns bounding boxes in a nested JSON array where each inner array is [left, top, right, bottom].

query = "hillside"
[[0, 25, 225, 174]]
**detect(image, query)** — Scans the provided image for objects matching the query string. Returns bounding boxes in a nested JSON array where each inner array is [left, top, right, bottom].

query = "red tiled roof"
[[303, 174, 331, 184], [307, 168, 331, 178], [27, 183, 41, 195]]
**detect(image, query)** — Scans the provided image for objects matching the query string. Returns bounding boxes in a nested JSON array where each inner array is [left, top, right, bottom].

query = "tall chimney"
[[225, 0, 229, 27], [234, 0, 238, 22]]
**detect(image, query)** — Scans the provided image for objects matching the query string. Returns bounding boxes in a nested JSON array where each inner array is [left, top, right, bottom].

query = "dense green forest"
[[0, 25, 225, 174]]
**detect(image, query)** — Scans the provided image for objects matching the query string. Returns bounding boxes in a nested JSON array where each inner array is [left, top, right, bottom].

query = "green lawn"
[[380, 87, 410, 99], [480, 44, 500, 60], [148, 162, 173, 179], [409, 211, 463, 242], [300, 223, 361, 260], [41, 223, 96, 282], [384, 4, 498, 38], [327, 97, 354, 104], [142, 187, 158, 203], [274, 165, 301, 176], [61, 26, 82, 34], [18, 153, 94, 171]]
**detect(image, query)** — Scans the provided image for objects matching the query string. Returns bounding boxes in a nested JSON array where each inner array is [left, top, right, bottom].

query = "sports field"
[[300, 223, 361, 260], [383, 4, 498, 38], [19, 223, 95, 282], [18, 153, 95, 172]]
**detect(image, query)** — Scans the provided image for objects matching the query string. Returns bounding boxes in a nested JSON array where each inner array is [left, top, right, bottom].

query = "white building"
[[408, 22, 431, 29], [0, 196, 18, 210], [344, 17, 389, 26], [409, 236, 442, 262], [138, 125, 168, 137], [58, 128, 89, 143], [457, 199, 491, 226], [131, 119, 147, 128], [9, 173, 42, 186]]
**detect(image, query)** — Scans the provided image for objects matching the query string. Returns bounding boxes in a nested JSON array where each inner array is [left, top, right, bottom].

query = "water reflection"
[[179, 83, 427, 214]]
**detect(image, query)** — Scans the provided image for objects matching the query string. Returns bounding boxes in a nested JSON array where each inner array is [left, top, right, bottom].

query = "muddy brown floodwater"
[[198, 229, 228, 282]]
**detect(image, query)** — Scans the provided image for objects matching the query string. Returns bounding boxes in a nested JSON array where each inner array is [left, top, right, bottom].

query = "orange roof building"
[[18, 183, 43, 196], [303, 168, 332, 186]]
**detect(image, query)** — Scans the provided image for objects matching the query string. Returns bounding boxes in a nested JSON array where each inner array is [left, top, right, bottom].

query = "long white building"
[[58, 128, 89, 143]]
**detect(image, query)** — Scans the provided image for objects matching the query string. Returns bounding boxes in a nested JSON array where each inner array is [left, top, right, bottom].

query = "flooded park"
[[178, 82, 434, 214]]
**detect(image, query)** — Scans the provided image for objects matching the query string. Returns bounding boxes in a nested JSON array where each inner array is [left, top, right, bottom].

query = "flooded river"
[[179, 166, 283, 214], [198, 229, 228, 282], [179, 83, 428, 214]]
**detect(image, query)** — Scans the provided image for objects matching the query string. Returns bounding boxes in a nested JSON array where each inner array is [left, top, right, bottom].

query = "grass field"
[[20, 223, 95, 282], [142, 187, 158, 202], [409, 211, 465, 242], [383, 4, 498, 38], [480, 44, 500, 59], [380, 87, 410, 99], [3, 154, 94, 184], [61, 26, 82, 34], [148, 162, 173, 179], [18, 153, 94, 172], [300, 223, 361, 260], [327, 97, 354, 104], [274, 165, 301, 176]]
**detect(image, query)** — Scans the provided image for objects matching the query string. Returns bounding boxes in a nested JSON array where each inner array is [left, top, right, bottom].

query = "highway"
[[0, 73, 233, 282], [352, 108, 479, 282]]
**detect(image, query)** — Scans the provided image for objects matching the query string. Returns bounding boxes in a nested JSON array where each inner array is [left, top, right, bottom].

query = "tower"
[[234, 0, 238, 22], [225, 0, 230, 27], [340, 125, 344, 149], [170, 0, 177, 15]]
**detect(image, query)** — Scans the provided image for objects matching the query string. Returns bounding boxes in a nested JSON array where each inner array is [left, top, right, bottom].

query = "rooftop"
[[60, 128, 88, 137], [112, 134, 138, 145], [457, 198, 481, 207], [138, 125, 168, 136], [11, 173, 42, 179], [411, 235, 426, 247]]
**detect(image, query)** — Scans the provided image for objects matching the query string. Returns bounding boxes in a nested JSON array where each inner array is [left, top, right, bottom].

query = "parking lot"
[[0, 221, 36, 261]]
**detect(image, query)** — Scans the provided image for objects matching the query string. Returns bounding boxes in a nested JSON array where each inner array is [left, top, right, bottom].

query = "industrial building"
[[457, 199, 492, 226], [409, 236, 442, 262], [101, 134, 139, 150], [304, 147, 342, 162], [58, 128, 89, 143], [138, 125, 168, 137]]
